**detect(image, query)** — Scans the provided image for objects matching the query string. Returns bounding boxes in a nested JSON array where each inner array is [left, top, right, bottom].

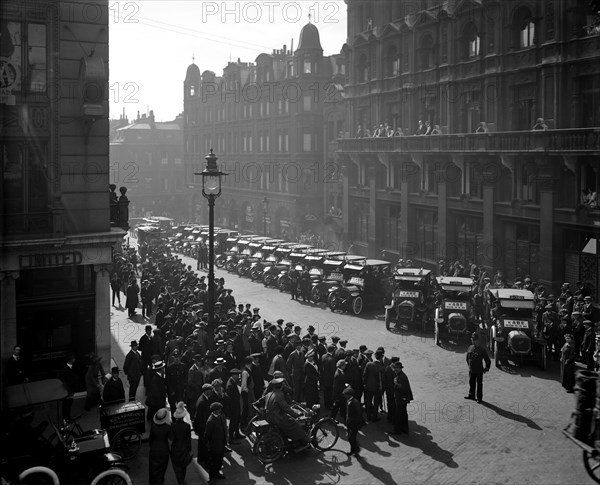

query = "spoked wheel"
[[253, 431, 285, 464], [215, 257, 225, 269], [312, 418, 339, 451], [311, 287, 321, 303], [91, 469, 132, 485], [18, 466, 60, 485], [112, 428, 141, 461], [352, 296, 364, 315], [328, 293, 338, 312], [263, 274, 274, 286], [583, 450, 600, 484]]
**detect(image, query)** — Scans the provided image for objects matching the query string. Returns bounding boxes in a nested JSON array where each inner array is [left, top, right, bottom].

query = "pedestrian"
[[465, 332, 491, 403], [84, 353, 106, 411], [561, 333, 576, 393], [303, 349, 320, 408], [5, 345, 28, 385], [185, 354, 205, 419], [194, 383, 214, 466], [126, 278, 140, 318], [123, 340, 144, 401], [363, 350, 384, 422], [343, 386, 365, 457], [58, 354, 78, 421], [289, 266, 300, 300], [391, 361, 413, 434], [331, 359, 348, 422], [286, 340, 305, 402], [146, 361, 168, 421], [583, 320, 596, 370], [205, 401, 228, 482], [225, 368, 244, 443], [149, 407, 172, 485], [102, 366, 126, 405], [320, 345, 336, 410], [170, 402, 193, 485], [110, 273, 122, 306]]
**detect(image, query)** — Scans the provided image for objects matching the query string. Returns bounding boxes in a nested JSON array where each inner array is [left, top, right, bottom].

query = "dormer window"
[[304, 58, 312, 74]]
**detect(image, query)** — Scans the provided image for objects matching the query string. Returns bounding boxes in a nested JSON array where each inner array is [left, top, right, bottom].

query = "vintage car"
[[385, 268, 434, 333], [434, 276, 476, 345], [488, 288, 546, 369], [276, 245, 316, 291], [215, 236, 240, 268], [309, 254, 360, 303], [247, 241, 283, 280], [328, 259, 392, 315]]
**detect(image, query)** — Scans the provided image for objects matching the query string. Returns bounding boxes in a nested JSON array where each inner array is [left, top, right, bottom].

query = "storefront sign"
[[20, 251, 83, 269]]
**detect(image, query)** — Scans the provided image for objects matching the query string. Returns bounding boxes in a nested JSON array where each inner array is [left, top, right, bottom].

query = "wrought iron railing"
[[337, 128, 600, 154]]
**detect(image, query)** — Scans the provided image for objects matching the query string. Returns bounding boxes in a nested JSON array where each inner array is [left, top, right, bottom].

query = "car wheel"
[[253, 431, 285, 464], [311, 286, 321, 303], [352, 296, 363, 315], [328, 293, 338, 311]]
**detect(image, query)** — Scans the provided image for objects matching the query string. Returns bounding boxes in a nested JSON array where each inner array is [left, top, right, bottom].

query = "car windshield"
[[441, 289, 471, 300], [397, 277, 427, 289], [497, 306, 533, 318]]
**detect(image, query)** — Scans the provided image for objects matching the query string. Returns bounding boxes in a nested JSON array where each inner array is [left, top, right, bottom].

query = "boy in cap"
[[194, 383, 214, 466], [204, 402, 228, 480]]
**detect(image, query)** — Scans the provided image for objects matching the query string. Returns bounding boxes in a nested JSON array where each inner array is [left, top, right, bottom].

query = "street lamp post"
[[262, 197, 269, 236], [195, 149, 225, 325]]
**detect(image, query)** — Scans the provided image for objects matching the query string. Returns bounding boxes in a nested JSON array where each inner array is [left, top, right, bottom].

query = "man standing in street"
[[59, 354, 78, 421], [391, 362, 413, 435], [124, 340, 144, 401], [286, 340, 305, 403], [465, 332, 491, 403], [344, 386, 365, 457]]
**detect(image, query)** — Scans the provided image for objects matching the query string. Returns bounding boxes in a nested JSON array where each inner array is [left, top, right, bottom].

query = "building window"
[[515, 7, 536, 48], [2, 21, 48, 93], [385, 45, 399, 77], [582, 75, 600, 127], [303, 95, 312, 111], [504, 222, 539, 283], [416, 210, 438, 262], [304, 58, 311, 74], [357, 53, 369, 83], [303, 133, 312, 151], [520, 21, 535, 48], [455, 215, 483, 265], [351, 203, 369, 243], [2, 141, 48, 217], [383, 205, 401, 251], [419, 35, 435, 70], [464, 23, 481, 58]]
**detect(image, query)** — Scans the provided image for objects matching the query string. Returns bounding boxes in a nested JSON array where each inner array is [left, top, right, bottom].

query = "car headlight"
[[312, 404, 320, 412]]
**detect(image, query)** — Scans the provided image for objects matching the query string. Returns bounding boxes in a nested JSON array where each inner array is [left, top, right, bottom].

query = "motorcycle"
[[247, 402, 339, 464]]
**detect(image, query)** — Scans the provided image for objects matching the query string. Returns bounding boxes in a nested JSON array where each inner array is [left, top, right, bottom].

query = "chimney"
[[283, 44, 286, 54], [136, 110, 140, 120], [148, 110, 156, 129]]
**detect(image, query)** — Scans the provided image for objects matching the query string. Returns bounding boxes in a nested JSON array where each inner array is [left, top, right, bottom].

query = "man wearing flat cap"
[[331, 359, 348, 422], [225, 369, 244, 443], [583, 320, 597, 370], [205, 401, 228, 480], [194, 383, 214, 466], [286, 340, 305, 402]]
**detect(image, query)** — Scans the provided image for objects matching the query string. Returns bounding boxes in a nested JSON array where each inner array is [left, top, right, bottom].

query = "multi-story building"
[[335, 0, 600, 295], [110, 111, 185, 219], [183, 22, 346, 242], [0, 0, 127, 391]]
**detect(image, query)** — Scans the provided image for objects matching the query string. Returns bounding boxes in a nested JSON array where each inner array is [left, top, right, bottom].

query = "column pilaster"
[[94, 264, 112, 365]]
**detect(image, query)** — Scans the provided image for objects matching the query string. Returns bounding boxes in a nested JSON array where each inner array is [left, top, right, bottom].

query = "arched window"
[[463, 23, 481, 58], [515, 7, 535, 48], [385, 45, 399, 77], [357, 53, 369, 82], [419, 35, 434, 70]]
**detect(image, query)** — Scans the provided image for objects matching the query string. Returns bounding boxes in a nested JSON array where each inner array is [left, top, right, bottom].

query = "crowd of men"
[[110, 240, 415, 473]]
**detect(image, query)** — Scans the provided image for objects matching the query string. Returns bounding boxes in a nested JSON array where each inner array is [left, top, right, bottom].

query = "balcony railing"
[[109, 185, 130, 230], [337, 128, 600, 154]]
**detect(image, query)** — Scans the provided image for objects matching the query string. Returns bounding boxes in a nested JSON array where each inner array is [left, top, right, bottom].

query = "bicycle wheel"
[[91, 468, 132, 485], [111, 428, 141, 460], [18, 466, 59, 485], [312, 418, 339, 451]]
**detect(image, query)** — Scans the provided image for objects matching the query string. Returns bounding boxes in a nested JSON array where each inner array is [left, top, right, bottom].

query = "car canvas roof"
[[344, 255, 366, 262], [365, 259, 391, 266], [396, 268, 431, 276], [493, 288, 535, 300], [437, 276, 475, 286]]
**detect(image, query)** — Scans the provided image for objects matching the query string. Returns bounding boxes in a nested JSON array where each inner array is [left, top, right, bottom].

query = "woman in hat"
[[149, 407, 171, 485], [560, 334, 576, 393], [170, 402, 192, 485]]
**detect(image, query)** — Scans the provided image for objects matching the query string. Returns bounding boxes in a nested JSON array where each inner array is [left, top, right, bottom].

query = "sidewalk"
[[69, 394, 209, 485]]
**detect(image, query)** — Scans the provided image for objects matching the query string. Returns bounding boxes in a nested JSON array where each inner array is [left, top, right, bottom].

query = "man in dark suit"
[[286, 340, 305, 402], [138, 325, 154, 387], [331, 360, 348, 422], [344, 387, 365, 457], [363, 351, 384, 421], [320, 345, 336, 409], [225, 369, 244, 443], [194, 384, 214, 466], [59, 354, 78, 420], [392, 361, 414, 435], [205, 402, 228, 480], [123, 340, 143, 401], [5, 345, 28, 385]]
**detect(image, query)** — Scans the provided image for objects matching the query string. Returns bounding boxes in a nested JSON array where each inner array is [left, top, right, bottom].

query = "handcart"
[[100, 400, 145, 461]]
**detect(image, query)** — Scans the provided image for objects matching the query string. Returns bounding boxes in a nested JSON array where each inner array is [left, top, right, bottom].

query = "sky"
[[109, 0, 348, 122]]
